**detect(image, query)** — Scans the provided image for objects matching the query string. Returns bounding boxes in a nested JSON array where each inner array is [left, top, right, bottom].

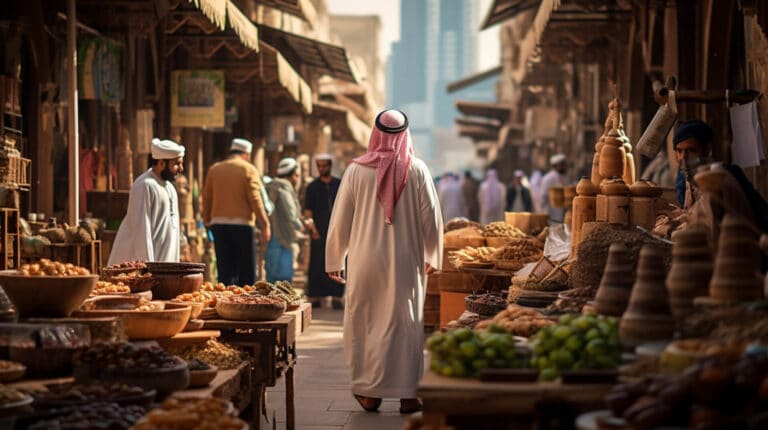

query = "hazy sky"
[[326, 0, 501, 72]]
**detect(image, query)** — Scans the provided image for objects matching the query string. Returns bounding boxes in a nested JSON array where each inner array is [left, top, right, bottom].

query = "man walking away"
[[478, 169, 506, 225], [264, 158, 303, 283], [202, 138, 271, 286], [506, 169, 534, 212], [108, 138, 185, 265], [303, 153, 344, 309], [326, 109, 443, 415]]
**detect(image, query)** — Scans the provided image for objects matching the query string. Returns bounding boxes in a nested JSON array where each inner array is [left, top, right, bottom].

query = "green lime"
[[565, 336, 582, 351], [553, 326, 573, 340], [585, 328, 601, 341], [540, 368, 558, 381], [503, 349, 517, 361], [440, 365, 454, 377], [459, 341, 479, 359], [571, 316, 593, 331], [552, 349, 575, 369], [472, 359, 490, 370], [484, 347, 498, 359], [537, 356, 550, 369], [454, 328, 473, 341], [451, 361, 468, 377], [558, 314, 576, 325], [586, 338, 607, 356]]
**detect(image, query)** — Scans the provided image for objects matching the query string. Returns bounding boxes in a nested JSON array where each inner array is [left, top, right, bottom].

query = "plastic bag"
[[543, 223, 571, 261]]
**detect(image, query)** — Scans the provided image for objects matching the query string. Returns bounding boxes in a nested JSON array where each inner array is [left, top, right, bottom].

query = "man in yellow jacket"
[[202, 138, 271, 285]]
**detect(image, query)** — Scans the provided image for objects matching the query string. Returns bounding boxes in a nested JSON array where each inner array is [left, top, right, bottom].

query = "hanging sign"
[[170, 70, 225, 128]]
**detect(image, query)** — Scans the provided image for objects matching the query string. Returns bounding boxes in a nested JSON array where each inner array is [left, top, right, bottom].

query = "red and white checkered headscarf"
[[352, 110, 413, 224]]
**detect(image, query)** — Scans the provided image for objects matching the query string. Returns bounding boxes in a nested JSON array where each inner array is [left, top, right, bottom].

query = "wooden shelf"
[[0, 208, 20, 269]]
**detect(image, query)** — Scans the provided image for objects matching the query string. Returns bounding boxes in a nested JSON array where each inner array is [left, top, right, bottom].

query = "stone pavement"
[[264, 306, 411, 430]]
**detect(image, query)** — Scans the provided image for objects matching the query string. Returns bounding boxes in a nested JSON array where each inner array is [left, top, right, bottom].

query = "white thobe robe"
[[478, 182, 506, 225], [438, 180, 466, 222], [108, 169, 180, 264], [326, 159, 443, 398], [539, 169, 565, 223]]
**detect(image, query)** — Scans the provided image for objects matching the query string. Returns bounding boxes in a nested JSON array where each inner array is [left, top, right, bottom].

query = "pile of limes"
[[530, 314, 621, 381], [425, 326, 528, 378]]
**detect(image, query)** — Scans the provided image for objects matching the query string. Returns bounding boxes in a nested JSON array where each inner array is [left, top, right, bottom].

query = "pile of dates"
[[74, 342, 183, 370], [28, 402, 146, 430], [606, 354, 768, 429]]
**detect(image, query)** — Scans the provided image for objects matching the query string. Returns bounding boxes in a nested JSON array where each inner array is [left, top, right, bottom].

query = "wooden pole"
[[67, 0, 79, 225]]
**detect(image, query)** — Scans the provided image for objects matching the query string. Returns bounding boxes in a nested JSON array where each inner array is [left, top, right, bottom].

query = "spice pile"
[[167, 339, 245, 370]]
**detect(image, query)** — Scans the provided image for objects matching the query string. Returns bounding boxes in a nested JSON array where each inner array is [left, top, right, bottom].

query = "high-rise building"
[[387, 0, 489, 170]]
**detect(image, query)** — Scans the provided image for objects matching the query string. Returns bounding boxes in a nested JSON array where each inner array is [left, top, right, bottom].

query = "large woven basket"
[[146, 262, 205, 275], [465, 295, 508, 316]]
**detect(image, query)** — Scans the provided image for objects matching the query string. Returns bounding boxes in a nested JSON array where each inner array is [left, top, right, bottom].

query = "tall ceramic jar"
[[630, 180, 656, 231], [599, 136, 625, 178], [571, 178, 599, 256], [666, 227, 713, 322]]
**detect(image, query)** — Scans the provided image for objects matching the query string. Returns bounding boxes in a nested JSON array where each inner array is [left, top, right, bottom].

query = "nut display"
[[106, 261, 147, 270], [74, 342, 184, 370], [17, 259, 90, 276], [491, 239, 543, 262], [91, 281, 132, 295], [475, 304, 554, 336], [133, 397, 246, 430], [483, 222, 527, 238], [218, 295, 284, 305], [0, 384, 28, 405], [28, 402, 146, 430], [167, 339, 245, 370], [450, 246, 497, 266], [251, 280, 302, 306]]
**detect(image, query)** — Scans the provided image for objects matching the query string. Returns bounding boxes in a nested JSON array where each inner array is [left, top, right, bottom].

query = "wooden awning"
[[458, 124, 501, 142], [455, 100, 513, 122], [257, 24, 358, 83], [455, 117, 502, 129], [185, 0, 259, 51], [446, 65, 502, 93], [313, 101, 371, 148], [255, 0, 317, 23], [481, 0, 540, 29]]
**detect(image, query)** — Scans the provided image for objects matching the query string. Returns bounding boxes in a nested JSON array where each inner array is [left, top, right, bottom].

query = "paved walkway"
[[265, 307, 411, 430]]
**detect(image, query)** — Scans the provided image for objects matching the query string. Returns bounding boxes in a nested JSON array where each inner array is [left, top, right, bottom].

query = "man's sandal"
[[399, 399, 422, 414], [354, 394, 382, 412]]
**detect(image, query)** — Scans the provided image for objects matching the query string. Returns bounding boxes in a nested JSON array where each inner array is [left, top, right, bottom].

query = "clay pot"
[[601, 177, 630, 196], [599, 144, 625, 178], [576, 177, 599, 197], [620, 245, 675, 346], [667, 228, 713, 323], [595, 243, 635, 317], [591, 153, 603, 187], [630, 180, 656, 197], [151, 273, 203, 300]]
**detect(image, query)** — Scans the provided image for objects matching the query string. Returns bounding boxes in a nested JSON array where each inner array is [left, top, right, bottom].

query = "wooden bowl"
[[0, 362, 25, 382], [74, 361, 189, 399], [151, 273, 203, 300], [0, 271, 97, 317], [171, 300, 203, 320], [215, 301, 286, 321], [184, 319, 205, 332], [72, 302, 192, 339], [188, 365, 218, 388]]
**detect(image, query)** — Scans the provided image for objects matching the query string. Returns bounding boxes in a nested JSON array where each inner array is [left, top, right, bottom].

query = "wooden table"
[[203, 302, 312, 430], [417, 370, 612, 430]]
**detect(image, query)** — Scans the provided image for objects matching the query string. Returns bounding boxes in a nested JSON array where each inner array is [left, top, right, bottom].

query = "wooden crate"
[[0, 208, 19, 269], [440, 291, 468, 328], [44, 240, 102, 273], [437, 271, 482, 293]]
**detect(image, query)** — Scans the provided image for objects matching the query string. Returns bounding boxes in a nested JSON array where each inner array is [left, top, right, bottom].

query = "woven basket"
[[146, 262, 205, 275], [494, 260, 524, 271], [465, 295, 508, 316], [101, 266, 146, 278]]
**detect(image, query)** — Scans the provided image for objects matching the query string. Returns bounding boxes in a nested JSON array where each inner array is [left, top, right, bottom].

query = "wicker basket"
[[465, 295, 508, 316], [102, 275, 156, 293], [146, 262, 205, 275], [101, 266, 146, 278], [494, 260, 524, 271]]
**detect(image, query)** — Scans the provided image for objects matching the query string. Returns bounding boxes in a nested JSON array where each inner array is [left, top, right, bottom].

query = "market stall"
[[0, 257, 311, 429], [414, 93, 768, 430]]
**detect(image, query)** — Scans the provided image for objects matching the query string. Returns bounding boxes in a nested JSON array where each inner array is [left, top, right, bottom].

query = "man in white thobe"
[[539, 153, 568, 223], [326, 110, 443, 414], [437, 173, 466, 221], [108, 138, 185, 264]]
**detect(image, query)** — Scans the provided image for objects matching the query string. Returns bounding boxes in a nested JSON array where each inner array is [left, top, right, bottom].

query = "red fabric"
[[352, 113, 413, 224]]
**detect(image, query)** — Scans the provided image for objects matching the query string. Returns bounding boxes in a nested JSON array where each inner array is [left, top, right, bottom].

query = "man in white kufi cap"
[[202, 137, 271, 285], [108, 138, 186, 264], [325, 109, 443, 414], [263, 158, 303, 283], [539, 153, 569, 223]]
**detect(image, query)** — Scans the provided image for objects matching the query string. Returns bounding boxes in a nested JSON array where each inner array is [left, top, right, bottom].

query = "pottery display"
[[708, 215, 763, 302], [595, 243, 635, 316], [620, 245, 675, 346], [666, 227, 713, 322]]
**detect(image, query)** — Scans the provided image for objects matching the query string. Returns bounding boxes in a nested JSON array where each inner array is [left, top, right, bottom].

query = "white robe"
[[438, 180, 466, 222], [326, 159, 443, 398], [108, 169, 180, 264], [539, 169, 565, 223]]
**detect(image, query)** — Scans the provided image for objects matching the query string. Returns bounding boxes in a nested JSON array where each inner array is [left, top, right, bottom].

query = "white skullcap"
[[550, 153, 566, 165], [514, 169, 525, 177], [151, 138, 185, 160], [277, 158, 298, 176], [314, 153, 333, 161], [231, 138, 253, 154]]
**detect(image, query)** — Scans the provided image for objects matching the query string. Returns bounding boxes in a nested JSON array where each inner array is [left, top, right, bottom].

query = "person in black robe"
[[303, 154, 344, 309]]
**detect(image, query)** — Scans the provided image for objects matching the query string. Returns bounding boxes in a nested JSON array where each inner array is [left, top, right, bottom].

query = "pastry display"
[[474, 304, 554, 336], [483, 222, 527, 238], [133, 397, 246, 430], [17, 259, 90, 276], [449, 246, 497, 268]]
